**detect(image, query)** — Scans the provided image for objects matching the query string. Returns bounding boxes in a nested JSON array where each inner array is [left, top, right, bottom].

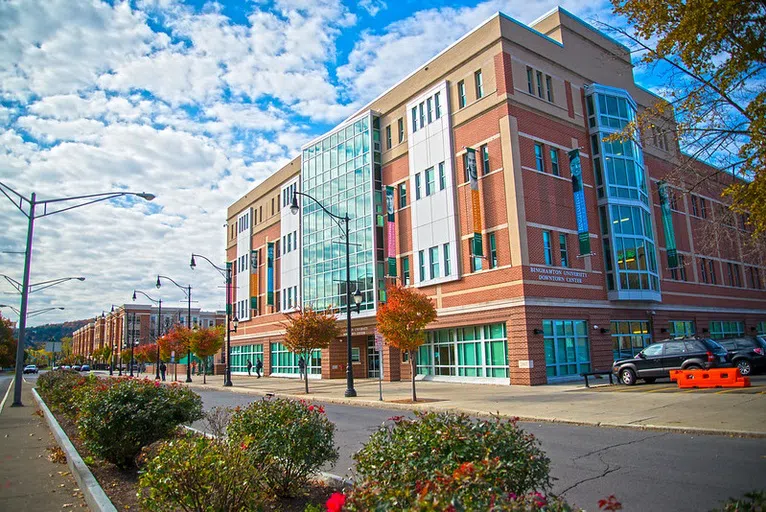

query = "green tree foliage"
[[0, 313, 18, 367]]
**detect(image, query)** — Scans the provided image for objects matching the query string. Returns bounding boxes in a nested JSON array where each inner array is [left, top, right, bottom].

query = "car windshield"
[[706, 339, 725, 351]]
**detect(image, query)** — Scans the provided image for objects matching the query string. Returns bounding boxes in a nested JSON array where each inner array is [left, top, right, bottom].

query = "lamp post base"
[[185, 377, 192, 383], [344, 388, 357, 397], [223, 380, 232, 387]]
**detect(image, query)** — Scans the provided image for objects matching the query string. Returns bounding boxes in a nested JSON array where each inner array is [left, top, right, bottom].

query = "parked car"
[[61, 365, 71, 370], [72, 365, 81, 371], [80, 365, 91, 372], [22, 365, 38, 374], [612, 338, 730, 385], [716, 336, 766, 376]]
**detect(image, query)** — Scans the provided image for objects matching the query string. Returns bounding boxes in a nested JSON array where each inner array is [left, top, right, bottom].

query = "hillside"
[[15, 319, 90, 346]]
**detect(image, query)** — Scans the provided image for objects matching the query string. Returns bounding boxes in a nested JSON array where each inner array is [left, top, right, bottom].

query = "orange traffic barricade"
[[669, 368, 750, 389]]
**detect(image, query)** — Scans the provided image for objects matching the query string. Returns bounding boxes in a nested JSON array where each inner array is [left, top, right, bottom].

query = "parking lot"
[[581, 373, 766, 394]]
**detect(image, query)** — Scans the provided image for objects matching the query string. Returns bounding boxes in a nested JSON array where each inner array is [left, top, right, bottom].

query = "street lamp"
[[0, 305, 64, 318], [190, 253, 234, 386], [1, 275, 85, 295], [0, 181, 154, 406], [290, 192, 357, 397], [156, 275, 192, 383], [133, 289, 162, 380]]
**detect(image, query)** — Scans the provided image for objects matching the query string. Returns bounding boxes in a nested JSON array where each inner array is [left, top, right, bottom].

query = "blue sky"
[[0, 0, 651, 326]]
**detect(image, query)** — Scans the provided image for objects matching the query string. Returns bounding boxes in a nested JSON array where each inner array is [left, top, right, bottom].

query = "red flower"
[[318, 405, 325, 414], [326, 492, 346, 512], [387, 415, 404, 423], [240, 442, 249, 450], [309, 405, 315, 412], [598, 495, 623, 511]]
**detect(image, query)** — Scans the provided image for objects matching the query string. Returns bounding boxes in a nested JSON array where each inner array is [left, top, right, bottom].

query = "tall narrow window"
[[475, 70, 484, 98], [488, 233, 497, 268], [526, 67, 534, 94], [398, 182, 407, 208], [559, 233, 568, 267], [481, 145, 490, 175], [545, 75, 553, 102], [438, 162, 446, 190], [550, 148, 559, 176], [429, 246, 439, 279], [402, 256, 410, 285], [709, 259, 717, 284], [700, 198, 707, 218], [458, 81, 466, 108], [727, 262, 735, 286], [415, 173, 421, 200], [385, 125, 391, 149], [434, 92, 442, 118], [443, 243, 451, 276], [691, 195, 699, 217], [418, 250, 426, 282], [419, 102, 425, 128], [427, 97, 433, 123], [534, 143, 544, 172], [425, 167, 435, 196], [463, 153, 471, 183], [398, 118, 404, 143], [411, 107, 418, 132], [536, 71, 544, 98], [543, 231, 553, 265], [699, 257, 708, 283]]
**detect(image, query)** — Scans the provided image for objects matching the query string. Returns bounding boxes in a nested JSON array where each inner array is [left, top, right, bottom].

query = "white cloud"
[[359, 0, 386, 17]]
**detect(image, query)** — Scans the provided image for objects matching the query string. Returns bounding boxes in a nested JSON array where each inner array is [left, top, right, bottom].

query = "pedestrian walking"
[[255, 358, 263, 378], [160, 361, 167, 381], [298, 356, 306, 380], [247, 359, 253, 376]]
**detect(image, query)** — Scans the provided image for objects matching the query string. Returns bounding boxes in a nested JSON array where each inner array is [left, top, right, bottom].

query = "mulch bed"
[[49, 410, 337, 511]]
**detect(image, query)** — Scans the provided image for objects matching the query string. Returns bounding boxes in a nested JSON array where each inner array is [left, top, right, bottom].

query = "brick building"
[[225, 7, 766, 385]]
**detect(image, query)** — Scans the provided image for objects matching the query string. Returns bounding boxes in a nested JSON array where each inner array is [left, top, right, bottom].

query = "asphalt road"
[[192, 387, 766, 512]]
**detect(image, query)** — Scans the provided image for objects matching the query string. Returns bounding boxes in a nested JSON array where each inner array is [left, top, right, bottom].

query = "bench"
[[581, 370, 614, 388]]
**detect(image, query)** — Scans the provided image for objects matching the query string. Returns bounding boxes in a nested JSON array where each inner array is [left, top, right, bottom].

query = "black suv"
[[716, 336, 766, 376], [612, 338, 730, 385]]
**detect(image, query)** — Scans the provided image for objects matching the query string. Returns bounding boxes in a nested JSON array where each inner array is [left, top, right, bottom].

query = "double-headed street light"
[[1, 274, 85, 295], [0, 180, 154, 406], [0, 304, 64, 318], [290, 192, 363, 398], [190, 253, 237, 387], [133, 290, 163, 380], [156, 275, 192, 383]]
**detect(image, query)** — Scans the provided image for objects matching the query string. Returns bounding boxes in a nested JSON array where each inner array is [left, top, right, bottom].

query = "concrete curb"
[[31, 389, 118, 512], [186, 382, 766, 438]]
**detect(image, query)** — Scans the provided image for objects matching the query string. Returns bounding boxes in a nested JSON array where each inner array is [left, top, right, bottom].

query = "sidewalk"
[[185, 374, 766, 436], [0, 377, 89, 511]]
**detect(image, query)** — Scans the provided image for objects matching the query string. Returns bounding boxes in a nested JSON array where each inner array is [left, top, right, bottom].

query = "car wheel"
[[685, 364, 701, 371], [620, 368, 636, 386], [735, 359, 752, 376], [643, 377, 656, 384]]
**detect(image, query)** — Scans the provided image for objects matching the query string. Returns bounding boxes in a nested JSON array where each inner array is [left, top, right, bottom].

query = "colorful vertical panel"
[[249, 250, 259, 312], [266, 243, 274, 306], [466, 148, 483, 257], [568, 149, 591, 255], [386, 186, 396, 277], [657, 181, 678, 268], [226, 262, 233, 315]]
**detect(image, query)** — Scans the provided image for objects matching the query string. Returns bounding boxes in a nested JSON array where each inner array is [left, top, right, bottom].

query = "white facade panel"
[[280, 179, 301, 312], [406, 81, 460, 287], [235, 209, 252, 321]]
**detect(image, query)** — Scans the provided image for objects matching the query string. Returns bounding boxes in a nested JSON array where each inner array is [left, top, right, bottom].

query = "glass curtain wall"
[[610, 320, 651, 360], [416, 324, 508, 378], [269, 342, 322, 375], [543, 320, 591, 378], [586, 84, 660, 300], [300, 113, 384, 314], [230, 344, 263, 374]]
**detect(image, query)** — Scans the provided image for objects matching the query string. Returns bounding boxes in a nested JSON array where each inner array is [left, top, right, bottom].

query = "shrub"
[[227, 397, 338, 497], [77, 378, 203, 468], [37, 370, 98, 418], [712, 491, 766, 511], [349, 412, 550, 511], [138, 433, 272, 512]]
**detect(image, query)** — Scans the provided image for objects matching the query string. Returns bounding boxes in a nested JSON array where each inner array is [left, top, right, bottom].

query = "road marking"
[[715, 388, 745, 394], [645, 387, 676, 393], [0, 379, 13, 414]]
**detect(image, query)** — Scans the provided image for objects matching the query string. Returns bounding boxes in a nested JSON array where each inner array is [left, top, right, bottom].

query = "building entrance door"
[[367, 336, 379, 378]]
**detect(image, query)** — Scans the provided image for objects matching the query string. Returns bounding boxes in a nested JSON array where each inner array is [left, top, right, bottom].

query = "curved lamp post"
[[133, 290, 162, 380], [0, 180, 154, 406], [0, 305, 64, 318], [156, 275, 192, 383], [190, 253, 236, 386], [290, 192, 363, 397]]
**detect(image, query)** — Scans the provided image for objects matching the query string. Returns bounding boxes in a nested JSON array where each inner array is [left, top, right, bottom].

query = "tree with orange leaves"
[[283, 307, 341, 394], [376, 284, 436, 402], [158, 326, 192, 362], [190, 326, 224, 384]]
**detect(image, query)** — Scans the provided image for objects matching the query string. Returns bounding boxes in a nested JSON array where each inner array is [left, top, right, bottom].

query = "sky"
[[0, 0, 645, 327]]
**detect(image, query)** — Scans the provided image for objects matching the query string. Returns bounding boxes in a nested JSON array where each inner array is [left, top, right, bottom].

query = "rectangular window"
[[545, 75, 553, 102], [699, 257, 708, 283], [402, 256, 411, 285], [691, 195, 699, 217], [534, 143, 544, 172], [429, 246, 439, 279], [434, 92, 441, 118], [727, 262, 735, 286], [419, 102, 425, 128], [411, 107, 417, 132], [427, 97, 433, 123], [271, 197, 274, 216], [438, 162, 446, 190], [536, 71, 544, 98], [670, 254, 687, 281], [415, 173, 422, 200], [748, 266, 762, 289], [419, 250, 426, 282], [700, 198, 707, 218], [470, 238, 483, 272], [425, 167, 435, 196], [398, 182, 407, 208], [458, 80, 466, 108], [481, 145, 490, 175], [543, 320, 591, 377], [550, 148, 559, 176], [709, 321, 744, 340], [443, 243, 451, 276], [463, 153, 470, 183], [489, 233, 497, 269], [474, 70, 484, 98], [543, 231, 553, 265], [709, 259, 717, 284], [385, 125, 391, 149], [526, 66, 534, 94], [559, 233, 568, 267]]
